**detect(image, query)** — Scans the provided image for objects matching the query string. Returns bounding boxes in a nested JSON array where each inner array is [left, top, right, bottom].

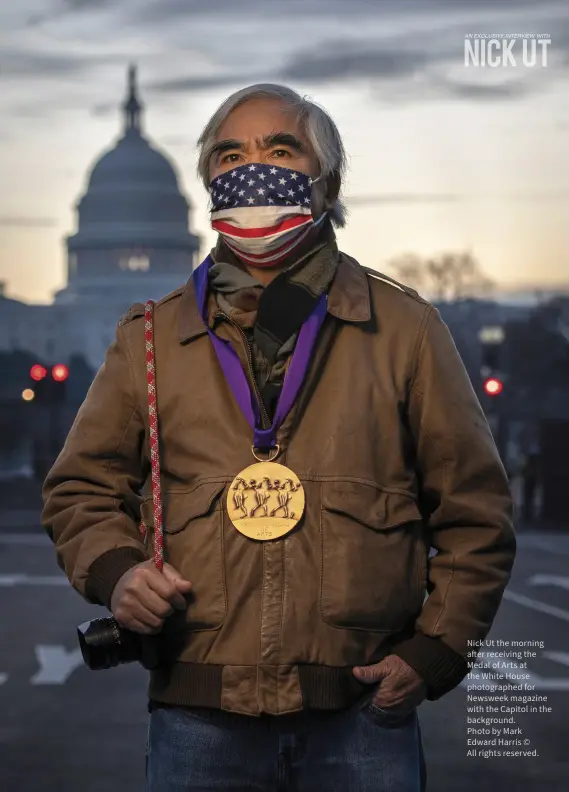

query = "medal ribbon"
[[193, 255, 328, 450]]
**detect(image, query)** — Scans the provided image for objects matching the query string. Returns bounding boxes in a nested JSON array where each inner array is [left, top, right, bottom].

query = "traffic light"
[[28, 363, 69, 404], [50, 364, 69, 404], [52, 364, 69, 383], [30, 364, 48, 382], [483, 376, 504, 396], [479, 325, 505, 399]]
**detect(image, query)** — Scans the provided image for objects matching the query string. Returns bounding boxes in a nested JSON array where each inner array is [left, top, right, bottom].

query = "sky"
[[0, 0, 567, 305]]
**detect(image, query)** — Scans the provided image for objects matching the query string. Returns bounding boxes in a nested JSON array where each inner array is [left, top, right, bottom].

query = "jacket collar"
[[178, 249, 371, 343]]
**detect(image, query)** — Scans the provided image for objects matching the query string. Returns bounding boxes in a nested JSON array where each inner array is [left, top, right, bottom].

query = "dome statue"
[[55, 65, 201, 305]]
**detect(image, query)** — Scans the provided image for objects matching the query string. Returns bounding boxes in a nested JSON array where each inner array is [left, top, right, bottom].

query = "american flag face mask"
[[209, 163, 326, 267]]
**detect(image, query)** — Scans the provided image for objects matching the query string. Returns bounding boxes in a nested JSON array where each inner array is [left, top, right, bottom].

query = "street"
[[1, 514, 568, 792]]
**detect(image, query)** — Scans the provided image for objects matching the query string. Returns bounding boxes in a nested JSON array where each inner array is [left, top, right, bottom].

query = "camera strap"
[[138, 300, 165, 572]]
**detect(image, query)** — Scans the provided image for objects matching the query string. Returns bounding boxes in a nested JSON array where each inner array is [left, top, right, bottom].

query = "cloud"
[[8, 0, 568, 109], [440, 78, 533, 100], [147, 73, 255, 94], [144, 39, 442, 96], [123, 0, 393, 24], [279, 22, 567, 99], [0, 216, 57, 228], [2, 48, 90, 77], [346, 191, 567, 207], [90, 101, 118, 117], [63, 0, 109, 6], [146, 36, 548, 104], [1, 47, 125, 79], [27, 0, 114, 27], [281, 44, 430, 83], [26, 0, 403, 29], [346, 193, 462, 206], [129, 0, 550, 24]]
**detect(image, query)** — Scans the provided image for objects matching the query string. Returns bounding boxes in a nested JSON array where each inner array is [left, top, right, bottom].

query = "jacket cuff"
[[390, 631, 470, 700], [85, 546, 147, 609]]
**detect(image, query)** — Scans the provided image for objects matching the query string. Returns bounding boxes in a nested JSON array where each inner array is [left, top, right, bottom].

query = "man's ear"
[[311, 171, 341, 221], [324, 171, 341, 209]]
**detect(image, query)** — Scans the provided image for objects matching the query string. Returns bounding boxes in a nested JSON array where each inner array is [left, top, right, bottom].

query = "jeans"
[[145, 698, 426, 792]]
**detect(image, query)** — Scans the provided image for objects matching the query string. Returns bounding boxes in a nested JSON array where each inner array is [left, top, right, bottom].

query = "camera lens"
[[77, 617, 141, 670]]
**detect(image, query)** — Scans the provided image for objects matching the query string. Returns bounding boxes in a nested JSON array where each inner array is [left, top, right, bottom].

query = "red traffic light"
[[30, 364, 47, 382], [52, 364, 69, 382], [484, 377, 503, 396]]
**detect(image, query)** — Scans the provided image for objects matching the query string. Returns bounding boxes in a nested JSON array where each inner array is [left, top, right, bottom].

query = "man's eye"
[[221, 153, 240, 164], [272, 149, 291, 158]]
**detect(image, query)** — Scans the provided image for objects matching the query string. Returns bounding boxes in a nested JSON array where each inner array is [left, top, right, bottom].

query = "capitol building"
[[0, 66, 201, 369]]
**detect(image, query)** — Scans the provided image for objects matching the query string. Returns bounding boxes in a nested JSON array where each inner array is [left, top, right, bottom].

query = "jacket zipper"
[[215, 311, 272, 431]]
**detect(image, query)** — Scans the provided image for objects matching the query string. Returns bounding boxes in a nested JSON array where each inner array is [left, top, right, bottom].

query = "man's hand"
[[353, 654, 427, 715], [110, 559, 192, 635]]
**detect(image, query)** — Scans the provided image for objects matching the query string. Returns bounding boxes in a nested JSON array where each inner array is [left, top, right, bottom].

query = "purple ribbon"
[[193, 255, 328, 450]]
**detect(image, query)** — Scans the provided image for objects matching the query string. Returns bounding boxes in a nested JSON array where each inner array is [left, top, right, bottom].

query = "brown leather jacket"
[[41, 249, 516, 716]]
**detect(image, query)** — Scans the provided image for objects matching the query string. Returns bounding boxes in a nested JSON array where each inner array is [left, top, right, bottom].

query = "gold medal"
[[227, 460, 305, 541]]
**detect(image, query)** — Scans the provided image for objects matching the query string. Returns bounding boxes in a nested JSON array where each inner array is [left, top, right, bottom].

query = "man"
[[42, 84, 516, 791]]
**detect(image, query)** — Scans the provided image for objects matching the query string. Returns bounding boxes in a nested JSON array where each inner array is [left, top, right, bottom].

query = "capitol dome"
[[55, 65, 201, 305], [87, 133, 179, 190]]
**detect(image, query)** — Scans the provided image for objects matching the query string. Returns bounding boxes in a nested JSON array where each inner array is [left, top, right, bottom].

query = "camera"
[[77, 616, 161, 671]]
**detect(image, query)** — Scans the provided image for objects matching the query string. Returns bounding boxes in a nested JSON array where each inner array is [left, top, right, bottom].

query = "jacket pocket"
[[140, 480, 227, 631], [320, 481, 425, 632]]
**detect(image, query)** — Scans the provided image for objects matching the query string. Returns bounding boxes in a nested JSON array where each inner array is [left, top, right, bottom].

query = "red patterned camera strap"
[[138, 300, 164, 572]]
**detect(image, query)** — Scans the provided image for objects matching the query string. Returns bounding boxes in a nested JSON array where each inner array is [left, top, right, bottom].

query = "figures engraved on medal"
[[227, 462, 305, 541], [231, 476, 300, 520]]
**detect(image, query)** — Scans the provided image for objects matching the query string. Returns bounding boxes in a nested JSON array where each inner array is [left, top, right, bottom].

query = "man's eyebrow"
[[261, 132, 305, 152], [210, 139, 244, 160]]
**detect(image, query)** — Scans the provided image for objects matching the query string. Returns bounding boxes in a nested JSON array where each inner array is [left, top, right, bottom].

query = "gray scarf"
[[207, 220, 338, 416]]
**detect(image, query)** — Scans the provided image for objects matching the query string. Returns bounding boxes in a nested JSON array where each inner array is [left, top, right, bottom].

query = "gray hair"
[[196, 83, 348, 228]]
